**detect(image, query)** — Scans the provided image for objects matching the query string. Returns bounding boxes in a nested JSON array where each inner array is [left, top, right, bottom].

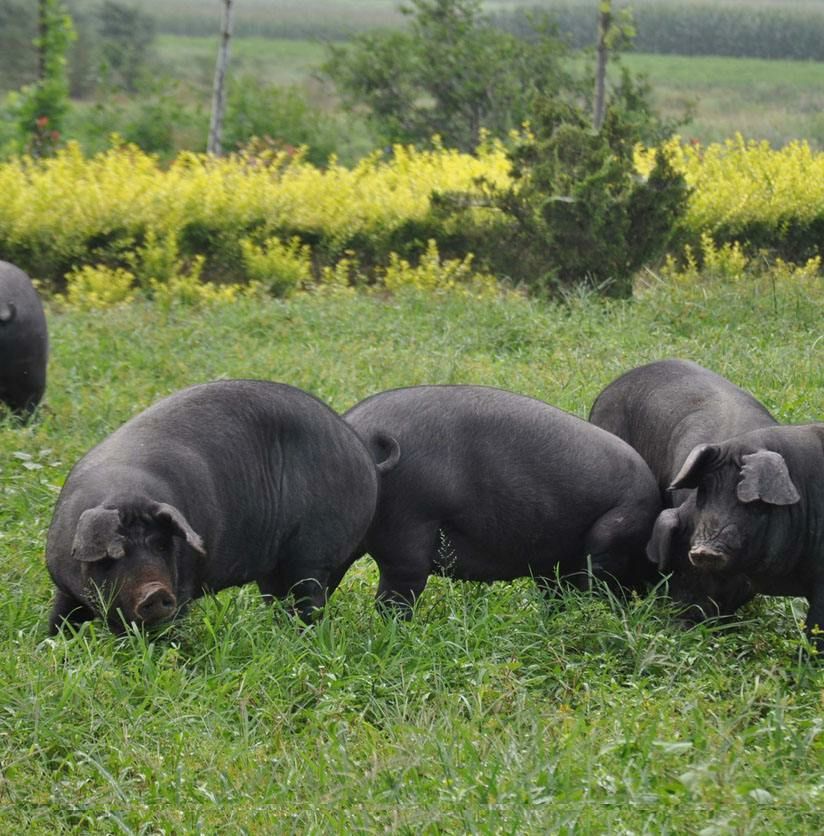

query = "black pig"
[[669, 424, 824, 650], [46, 380, 381, 633], [344, 384, 661, 614], [589, 359, 778, 621], [0, 260, 48, 416]]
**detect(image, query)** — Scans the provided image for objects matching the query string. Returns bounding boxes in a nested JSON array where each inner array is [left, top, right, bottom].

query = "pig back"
[[347, 384, 659, 545], [589, 359, 776, 499]]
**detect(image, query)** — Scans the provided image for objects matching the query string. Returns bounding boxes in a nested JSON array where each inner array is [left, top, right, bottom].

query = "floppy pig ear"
[[669, 444, 720, 491], [151, 502, 206, 555], [646, 508, 681, 571], [72, 507, 126, 562], [736, 450, 800, 506]]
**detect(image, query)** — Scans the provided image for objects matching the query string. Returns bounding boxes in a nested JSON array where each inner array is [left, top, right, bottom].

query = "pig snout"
[[133, 582, 177, 625], [688, 521, 743, 572], [688, 545, 733, 571]]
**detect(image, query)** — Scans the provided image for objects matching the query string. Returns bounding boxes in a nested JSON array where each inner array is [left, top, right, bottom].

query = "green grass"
[[1, 275, 823, 830], [620, 53, 824, 147], [155, 35, 329, 93]]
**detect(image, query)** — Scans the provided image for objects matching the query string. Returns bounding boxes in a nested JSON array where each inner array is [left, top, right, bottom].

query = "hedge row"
[[2, 135, 824, 291]]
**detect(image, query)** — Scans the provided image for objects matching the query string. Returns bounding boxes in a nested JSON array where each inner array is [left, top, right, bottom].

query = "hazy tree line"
[[0, 0, 155, 96]]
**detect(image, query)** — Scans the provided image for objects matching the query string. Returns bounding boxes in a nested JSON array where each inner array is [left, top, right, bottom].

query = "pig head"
[[665, 425, 824, 647], [52, 496, 205, 633]]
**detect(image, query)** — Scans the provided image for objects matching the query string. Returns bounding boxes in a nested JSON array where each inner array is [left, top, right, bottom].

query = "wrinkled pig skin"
[[46, 380, 380, 633], [345, 384, 662, 616]]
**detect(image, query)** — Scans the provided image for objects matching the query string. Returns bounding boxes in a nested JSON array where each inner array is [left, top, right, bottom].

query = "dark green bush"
[[431, 95, 689, 298], [223, 78, 340, 167]]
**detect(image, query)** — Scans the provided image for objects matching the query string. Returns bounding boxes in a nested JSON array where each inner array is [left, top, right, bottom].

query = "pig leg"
[[806, 587, 824, 654], [370, 522, 438, 617], [48, 589, 95, 635], [324, 551, 364, 599], [583, 509, 652, 595], [257, 565, 331, 624]]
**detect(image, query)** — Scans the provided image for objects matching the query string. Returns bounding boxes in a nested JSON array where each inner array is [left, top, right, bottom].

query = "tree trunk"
[[593, 2, 610, 131], [208, 0, 235, 156], [38, 0, 48, 82]]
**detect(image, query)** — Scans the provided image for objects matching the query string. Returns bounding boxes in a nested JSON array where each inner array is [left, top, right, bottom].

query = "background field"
[[1, 276, 823, 830], [150, 34, 824, 149], [7, 0, 824, 152]]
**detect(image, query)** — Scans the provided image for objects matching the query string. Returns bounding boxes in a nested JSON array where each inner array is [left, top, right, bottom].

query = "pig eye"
[[147, 533, 171, 554]]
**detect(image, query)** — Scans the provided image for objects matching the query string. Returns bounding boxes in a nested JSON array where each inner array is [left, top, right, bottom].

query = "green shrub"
[[63, 262, 136, 309], [436, 98, 689, 297], [224, 78, 339, 167], [239, 235, 313, 297]]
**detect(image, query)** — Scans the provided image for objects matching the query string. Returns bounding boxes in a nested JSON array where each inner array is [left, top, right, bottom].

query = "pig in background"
[[589, 358, 778, 622], [669, 423, 824, 651], [46, 379, 382, 633], [344, 384, 662, 616], [590, 359, 824, 651], [0, 260, 48, 417]]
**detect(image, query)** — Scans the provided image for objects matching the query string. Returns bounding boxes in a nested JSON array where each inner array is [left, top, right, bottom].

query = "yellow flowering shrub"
[[0, 139, 511, 287], [239, 236, 313, 297], [315, 257, 358, 297], [660, 234, 822, 287], [147, 256, 253, 309], [380, 240, 498, 298], [63, 264, 136, 310], [636, 135, 824, 261], [2, 133, 823, 300]]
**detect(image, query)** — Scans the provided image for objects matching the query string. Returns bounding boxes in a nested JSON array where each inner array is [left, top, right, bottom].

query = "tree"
[[323, 0, 576, 151], [208, 0, 234, 155], [16, 0, 74, 156], [593, 0, 636, 131], [484, 95, 689, 296], [96, 1, 156, 93]]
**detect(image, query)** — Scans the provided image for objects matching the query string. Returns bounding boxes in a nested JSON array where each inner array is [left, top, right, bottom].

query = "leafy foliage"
[[434, 94, 690, 297], [223, 77, 338, 166], [3, 133, 824, 294], [323, 0, 576, 151], [96, 0, 156, 93], [12, 0, 75, 157]]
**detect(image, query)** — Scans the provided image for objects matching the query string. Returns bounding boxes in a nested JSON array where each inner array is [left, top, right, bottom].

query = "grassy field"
[[1, 273, 823, 830], [152, 33, 824, 149], [67, 0, 824, 37], [155, 36, 329, 93], [622, 53, 824, 148]]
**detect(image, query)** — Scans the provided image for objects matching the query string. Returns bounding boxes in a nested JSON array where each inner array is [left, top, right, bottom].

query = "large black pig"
[[0, 260, 48, 416], [46, 380, 381, 633], [669, 424, 824, 650], [344, 384, 661, 614], [589, 359, 778, 620]]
